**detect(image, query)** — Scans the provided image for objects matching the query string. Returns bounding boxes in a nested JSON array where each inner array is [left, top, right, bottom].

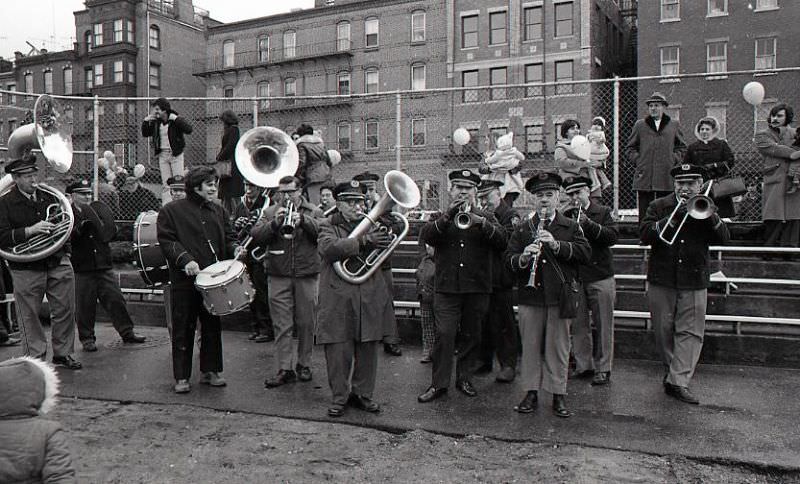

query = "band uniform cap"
[[333, 180, 367, 200], [4, 156, 38, 175], [166, 174, 186, 189], [448, 169, 481, 187], [476, 179, 504, 195], [562, 175, 592, 194], [352, 171, 380, 184], [645, 91, 669, 106], [525, 171, 563, 194], [66, 179, 92, 194], [670, 163, 708, 181]]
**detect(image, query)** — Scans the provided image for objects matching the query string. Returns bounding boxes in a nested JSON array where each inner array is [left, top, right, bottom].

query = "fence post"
[[93, 95, 100, 201], [395, 91, 402, 171], [612, 77, 620, 218], [252, 98, 258, 128]]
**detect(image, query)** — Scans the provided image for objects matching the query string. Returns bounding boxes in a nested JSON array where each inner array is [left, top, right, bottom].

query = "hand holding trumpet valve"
[[27, 220, 56, 237], [361, 229, 392, 250]]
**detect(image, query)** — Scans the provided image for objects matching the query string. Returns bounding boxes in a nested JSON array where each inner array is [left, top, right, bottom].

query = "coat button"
[[678, 259, 682, 263], [460, 243, 464, 247], [459, 263, 464, 267]]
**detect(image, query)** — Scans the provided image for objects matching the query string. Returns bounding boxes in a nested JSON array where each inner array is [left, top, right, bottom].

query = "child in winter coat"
[[587, 116, 613, 197], [0, 357, 75, 483], [416, 243, 437, 363], [482, 132, 525, 206]]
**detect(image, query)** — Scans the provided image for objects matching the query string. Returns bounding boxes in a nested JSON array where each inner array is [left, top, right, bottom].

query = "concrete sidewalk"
[[2, 323, 799, 471]]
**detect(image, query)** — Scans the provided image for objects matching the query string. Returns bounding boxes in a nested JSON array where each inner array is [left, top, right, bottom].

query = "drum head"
[[195, 259, 244, 288]]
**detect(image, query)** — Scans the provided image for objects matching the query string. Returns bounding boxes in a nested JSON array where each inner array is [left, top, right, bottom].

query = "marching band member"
[[316, 180, 391, 417], [162, 174, 186, 338], [505, 172, 590, 417], [475, 179, 520, 382], [640, 164, 729, 404], [251, 176, 323, 387], [0, 157, 82, 369], [561, 176, 618, 386], [417, 170, 506, 403], [67, 180, 145, 352], [157, 166, 237, 394]]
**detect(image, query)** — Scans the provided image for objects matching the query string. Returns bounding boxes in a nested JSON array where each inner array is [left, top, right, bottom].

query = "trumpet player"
[[0, 157, 82, 369], [505, 172, 590, 417], [417, 170, 506, 403], [640, 164, 729, 405], [561, 176, 618, 386], [251, 175, 323, 388]]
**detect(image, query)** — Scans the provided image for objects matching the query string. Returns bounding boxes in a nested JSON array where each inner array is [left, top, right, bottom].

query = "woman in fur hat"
[[683, 116, 736, 218]]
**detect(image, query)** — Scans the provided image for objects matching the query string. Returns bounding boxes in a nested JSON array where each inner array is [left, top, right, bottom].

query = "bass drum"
[[194, 259, 255, 316], [133, 210, 169, 287]]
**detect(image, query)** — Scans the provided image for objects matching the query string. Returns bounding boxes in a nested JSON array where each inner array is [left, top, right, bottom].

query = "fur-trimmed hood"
[[296, 134, 324, 145], [0, 357, 60, 417], [694, 116, 721, 143]]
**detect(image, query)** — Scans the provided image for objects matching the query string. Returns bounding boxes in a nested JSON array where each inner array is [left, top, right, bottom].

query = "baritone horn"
[[334, 170, 421, 285], [658, 180, 715, 246], [0, 94, 75, 263]]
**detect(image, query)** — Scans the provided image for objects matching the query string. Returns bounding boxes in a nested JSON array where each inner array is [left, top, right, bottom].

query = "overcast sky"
[[0, 0, 315, 60]]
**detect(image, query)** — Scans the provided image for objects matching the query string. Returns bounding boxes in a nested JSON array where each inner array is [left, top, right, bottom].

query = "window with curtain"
[[63, 68, 72, 95], [411, 11, 426, 42], [706, 41, 727, 74], [365, 68, 379, 94], [755, 38, 776, 70], [223, 40, 235, 68], [411, 64, 426, 91], [337, 22, 351, 51], [660, 46, 680, 76], [258, 36, 270, 62], [338, 72, 351, 95], [365, 18, 379, 47], [365, 120, 379, 149], [94, 23, 104, 46], [284, 31, 296, 58], [114, 61, 123, 83], [149, 25, 160, 49]]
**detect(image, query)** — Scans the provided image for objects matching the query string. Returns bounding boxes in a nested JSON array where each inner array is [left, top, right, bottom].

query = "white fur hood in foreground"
[[0, 357, 61, 417]]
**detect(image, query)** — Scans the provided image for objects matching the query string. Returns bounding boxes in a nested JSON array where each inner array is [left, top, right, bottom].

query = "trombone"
[[658, 180, 715, 246]]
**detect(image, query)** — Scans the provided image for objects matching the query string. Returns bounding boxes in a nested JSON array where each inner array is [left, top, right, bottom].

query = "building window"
[[661, 0, 680, 21], [337, 22, 350, 51], [258, 36, 270, 62], [365, 18, 379, 47], [149, 63, 160, 89], [126, 20, 135, 43], [127, 61, 135, 83], [84, 68, 93, 90], [63, 68, 72, 95], [707, 0, 727, 15], [525, 124, 544, 154], [554, 2, 573, 37], [411, 10, 426, 42], [6, 83, 16, 105], [755, 38, 776, 70], [223, 86, 233, 98], [24, 72, 33, 93], [523, 6, 543, 41], [707, 41, 727, 74], [755, 0, 778, 9], [365, 120, 379, 149], [411, 64, 426, 91], [258, 81, 270, 109], [94, 63, 104, 86], [85, 106, 93, 123], [115, 102, 125, 115], [284, 31, 296, 58], [490, 67, 507, 100], [223, 40, 235, 68], [660, 46, 680, 76], [365, 68, 379, 94], [338, 123, 351, 151], [43, 70, 53, 94], [114, 19, 124, 42], [84, 31, 93, 53], [94, 23, 104, 47], [490, 127, 508, 146], [113, 60, 123, 83], [555, 60, 573, 94], [462, 70, 479, 103], [337, 72, 351, 95], [665, 105, 680, 122], [149, 25, 160, 49], [412, 118, 426, 146], [284, 78, 296, 97], [419, 179, 440, 211], [525, 63, 543, 97], [489, 10, 507, 45], [706, 105, 727, 139], [461, 15, 478, 48]]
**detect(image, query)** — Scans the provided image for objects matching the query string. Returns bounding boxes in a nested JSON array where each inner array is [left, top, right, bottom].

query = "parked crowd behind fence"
[[1, 69, 798, 223]]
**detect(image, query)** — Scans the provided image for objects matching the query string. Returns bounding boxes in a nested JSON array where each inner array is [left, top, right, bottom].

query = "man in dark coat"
[[316, 180, 392, 418], [505, 172, 591, 418], [626, 92, 687, 222], [141, 97, 193, 203], [561, 176, 618, 386], [475, 179, 519, 382], [67, 179, 145, 352], [640, 164, 730, 405], [417, 170, 506, 403]]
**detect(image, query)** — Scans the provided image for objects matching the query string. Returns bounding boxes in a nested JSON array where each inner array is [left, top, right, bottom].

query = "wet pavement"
[[2, 323, 799, 471]]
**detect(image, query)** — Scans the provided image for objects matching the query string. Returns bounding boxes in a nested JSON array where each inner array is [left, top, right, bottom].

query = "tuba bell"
[[0, 95, 75, 263]]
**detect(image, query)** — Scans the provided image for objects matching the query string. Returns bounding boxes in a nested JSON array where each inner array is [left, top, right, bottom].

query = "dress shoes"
[[570, 369, 594, 380], [82, 341, 98, 352], [296, 364, 312, 382], [0, 336, 21, 347], [495, 367, 516, 383], [383, 343, 403, 356], [514, 391, 538, 413], [327, 404, 345, 418], [122, 334, 146, 344], [347, 393, 380, 413], [247, 332, 260, 341], [253, 334, 274, 343], [174, 379, 191, 394], [664, 383, 700, 405], [419, 352, 432, 364], [456, 379, 477, 397], [199, 372, 227, 387], [264, 369, 297, 388], [417, 387, 448, 403], [52, 355, 82, 370], [552, 394, 571, 418], [591, 371, 610, 386]]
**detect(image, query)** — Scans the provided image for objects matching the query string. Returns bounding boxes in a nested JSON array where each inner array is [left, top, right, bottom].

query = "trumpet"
[[658, 180, 715, 246], [278, 199, 297, 240], [454, 201, 473, 230], [526, 208, 548, 288]]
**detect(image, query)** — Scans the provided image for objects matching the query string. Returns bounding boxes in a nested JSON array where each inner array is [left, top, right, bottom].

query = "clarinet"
[[526, 208, 548, 288]]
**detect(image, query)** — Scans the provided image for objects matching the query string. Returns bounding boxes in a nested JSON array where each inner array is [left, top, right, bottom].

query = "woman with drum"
[[157, 166, 238, 394]]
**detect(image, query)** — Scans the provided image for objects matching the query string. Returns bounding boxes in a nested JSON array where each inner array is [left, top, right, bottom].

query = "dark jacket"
[[684, 137, 736, 218], [296, 134, 331, 186], [491, 200, 519, 289], [640, 193, 730, 290], [626, 114, 687, 192], [216, 124, 244, 199], [416, 253, 435, 304], [251, 198, 323, 278], [577, 201, 618, 283], [69, 201, 116, 272], [141, 111, 193, 156], [505, 212, 591, 306], [419, 208, 506, 294], [0, 186, 70, 271], [117, 185, 160, 221], [232, 192, 268, 242], [156, 193, 237, 288]]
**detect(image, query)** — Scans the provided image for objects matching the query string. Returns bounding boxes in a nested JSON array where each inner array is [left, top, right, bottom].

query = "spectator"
[[97, 167, 120, 215], [117, 165, 160, 221], [294, 124, 332, 205], [755, 103, 800, 247], [734, 178, 762, 222], [141, 97, 193, 204], [216, 110, 244, 215], [416, 243, 436, 363], [481, 132, 524, 206], [625, 92, 687, 222], [684, 116, 737, 218], [318, 182, 336, 214], [587, 116, 613, 198], [555, 120, 595, 187]]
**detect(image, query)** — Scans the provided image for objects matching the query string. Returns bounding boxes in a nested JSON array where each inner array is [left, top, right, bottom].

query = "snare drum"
[[194, 259, 255, 316], [133, 211, 169, 287]]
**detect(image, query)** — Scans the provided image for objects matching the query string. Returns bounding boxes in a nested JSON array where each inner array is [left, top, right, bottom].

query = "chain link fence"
[[2, 68, 798, 226]]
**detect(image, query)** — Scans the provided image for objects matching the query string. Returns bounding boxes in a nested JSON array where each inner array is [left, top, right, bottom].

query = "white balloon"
[[103, 150, 116, 164], [133, 164, 146, 179], [327, 149, 342, 166], [453, 128, 470, 146], [570, 135, 591, 161], [742, 81, 765, 106]]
